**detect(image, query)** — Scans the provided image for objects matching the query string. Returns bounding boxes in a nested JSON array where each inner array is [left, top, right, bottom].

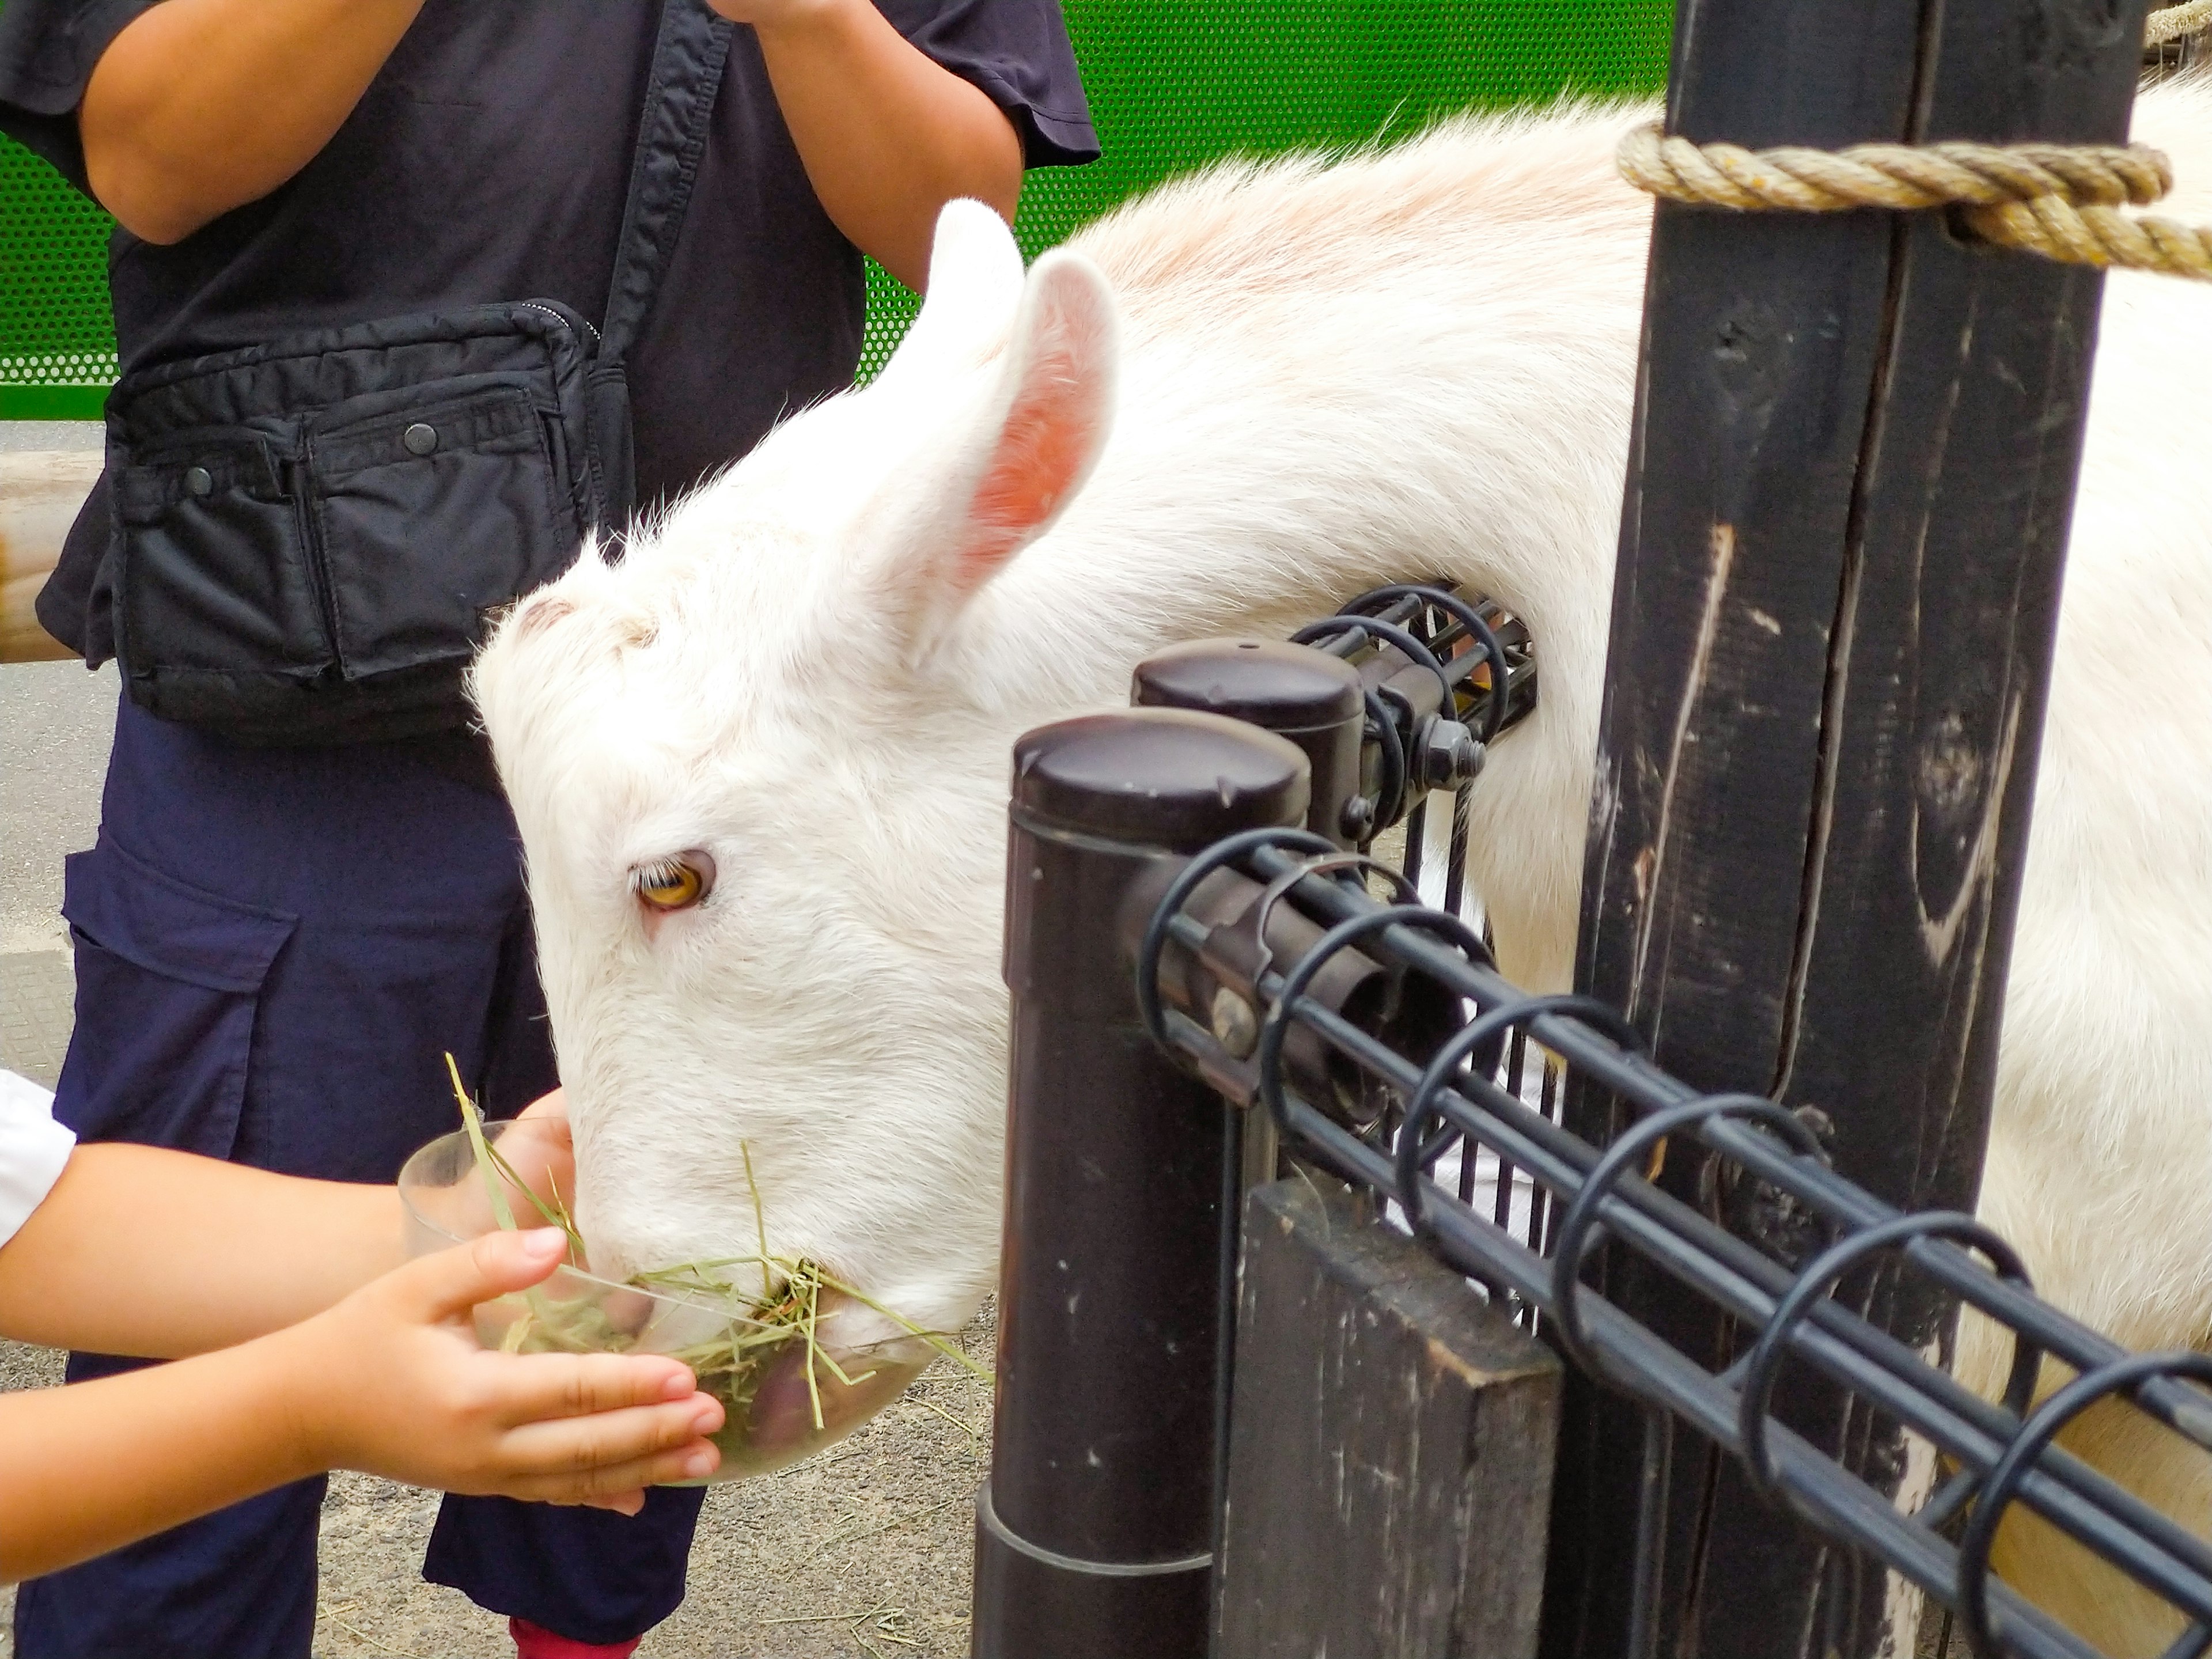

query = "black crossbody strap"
[[599, 0, 736, 366]]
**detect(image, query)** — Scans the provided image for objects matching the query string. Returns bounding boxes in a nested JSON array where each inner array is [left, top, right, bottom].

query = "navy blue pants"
[[13, 697, 704, 1659]]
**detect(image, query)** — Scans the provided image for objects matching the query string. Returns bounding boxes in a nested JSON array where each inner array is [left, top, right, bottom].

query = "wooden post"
[[1552, 1, 2150, 1656], [1217, 1180, 1560, 1659], [0, 451, 97, 664]]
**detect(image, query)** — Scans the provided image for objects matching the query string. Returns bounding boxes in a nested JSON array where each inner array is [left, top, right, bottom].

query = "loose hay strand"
[[743, 1140, 772, 1306], [445, 1053, 516, 1233]]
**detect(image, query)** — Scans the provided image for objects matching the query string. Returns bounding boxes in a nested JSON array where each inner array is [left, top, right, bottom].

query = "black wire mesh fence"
[[1123, 596, 2212, 1659], [972, 588, 2212, 1659]]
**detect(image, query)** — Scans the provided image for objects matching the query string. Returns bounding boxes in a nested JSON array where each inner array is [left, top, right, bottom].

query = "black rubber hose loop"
[[1550, 1093, 1819, 1384], [1956, 1350, 2212, 1659], [1252, 904, 1487, 1138], [1395, 992, 1641, 1242], [1243, 851, 1423, 995], [1737, 1212, 2035, 1520], [1382, 956, 1537, 1188], [1340, 582, 1513, 743], [1135, 825, 1337, 1053], [1361, 687, 1410, 834], [1293, 615, 1450, 834]]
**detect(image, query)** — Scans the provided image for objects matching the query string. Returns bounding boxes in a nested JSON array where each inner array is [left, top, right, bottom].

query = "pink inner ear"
[[959, 346, 1096, 591]]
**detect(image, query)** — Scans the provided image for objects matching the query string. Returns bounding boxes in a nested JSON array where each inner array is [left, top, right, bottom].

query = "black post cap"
[[1010, 708, 1310, 850], [1132, 638, 1363, 730]]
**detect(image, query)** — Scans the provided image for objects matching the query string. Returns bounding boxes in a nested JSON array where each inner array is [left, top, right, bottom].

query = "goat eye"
[[634, 853, 714, 912]]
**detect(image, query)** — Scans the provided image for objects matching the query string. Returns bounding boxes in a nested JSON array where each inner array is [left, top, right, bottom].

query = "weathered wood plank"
[[1555, 1, 2149, 1656], [0, 451, 99, 663], [1217, 1180, 1560, 1659]]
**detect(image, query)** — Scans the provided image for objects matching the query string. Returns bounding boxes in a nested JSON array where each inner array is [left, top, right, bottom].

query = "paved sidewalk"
[[0, 658, 990, 1658]]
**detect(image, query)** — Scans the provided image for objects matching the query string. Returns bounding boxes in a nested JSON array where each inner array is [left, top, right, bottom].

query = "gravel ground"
[[0, 654, 993, 1657]]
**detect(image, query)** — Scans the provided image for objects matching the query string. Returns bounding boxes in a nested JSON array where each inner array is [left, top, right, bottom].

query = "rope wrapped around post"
[[1616, 121, 2212, 281], [2147, 0, 2212, 47]]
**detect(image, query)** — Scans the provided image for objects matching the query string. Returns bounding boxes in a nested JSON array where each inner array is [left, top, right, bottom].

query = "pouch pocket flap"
[[111, 436, 287, 524], [315, 385, 543, 479], [63, 842, 297, 994]]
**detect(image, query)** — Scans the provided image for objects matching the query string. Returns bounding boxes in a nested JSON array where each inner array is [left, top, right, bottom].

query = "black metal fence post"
[[1127, 637, 1372, 1604], [1554, 0, 2151, 1654], [973, 707, 1310, 1659], [1132, 638, 1366, 849]]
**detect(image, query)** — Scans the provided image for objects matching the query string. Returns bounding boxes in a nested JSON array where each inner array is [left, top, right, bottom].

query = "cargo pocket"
[[54, 841, 297, 1160], [111, 430, 333, 690], [312, 384, 575, 680]]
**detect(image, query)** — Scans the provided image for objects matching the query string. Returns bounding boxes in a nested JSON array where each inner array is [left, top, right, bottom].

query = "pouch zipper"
[[283, 446, 343, 672], [517, 300, 599, 353], [516, 300, 599, 529]]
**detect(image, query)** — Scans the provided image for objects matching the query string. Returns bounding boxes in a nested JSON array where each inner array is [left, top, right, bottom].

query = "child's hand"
[[275, 1228, 723, 1512]]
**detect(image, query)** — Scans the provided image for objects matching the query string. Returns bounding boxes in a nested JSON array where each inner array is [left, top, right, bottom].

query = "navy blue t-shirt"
[[0, 0, 1097, 659]]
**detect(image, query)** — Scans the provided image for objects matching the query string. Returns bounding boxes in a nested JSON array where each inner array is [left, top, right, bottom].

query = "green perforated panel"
[[858, 0, 1674, 376], [0, 0, 1673, 418], [0, 138, 116, 418]]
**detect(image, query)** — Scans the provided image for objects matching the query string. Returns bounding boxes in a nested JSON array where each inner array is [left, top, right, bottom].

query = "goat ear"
[[876, 248, 1119, 661], [873, 199, 1027, 388]]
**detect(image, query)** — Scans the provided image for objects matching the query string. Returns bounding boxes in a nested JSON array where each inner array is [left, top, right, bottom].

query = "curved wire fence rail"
[[1138, 813, 2212, 1659]]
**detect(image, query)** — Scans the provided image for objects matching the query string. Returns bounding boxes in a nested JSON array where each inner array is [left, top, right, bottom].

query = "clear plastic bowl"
[[397, 1123, 931, 1481]]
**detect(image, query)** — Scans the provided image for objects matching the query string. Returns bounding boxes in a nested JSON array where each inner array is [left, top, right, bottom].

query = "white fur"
[[475, 83, 2212, 1650]]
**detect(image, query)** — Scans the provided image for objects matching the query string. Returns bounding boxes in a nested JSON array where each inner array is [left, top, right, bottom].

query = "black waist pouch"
[[107, 303, 623, 743], [92, 0, 728, 747]]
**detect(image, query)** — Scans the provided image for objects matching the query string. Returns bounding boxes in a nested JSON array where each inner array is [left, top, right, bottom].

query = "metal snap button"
[[402, 422, 439, 456], [183, 465, 213, 498]]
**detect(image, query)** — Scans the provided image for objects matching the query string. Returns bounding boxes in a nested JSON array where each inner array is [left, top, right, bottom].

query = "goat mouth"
[[609, 1271, 946, 1479], [717, 1303, 935, 1476]]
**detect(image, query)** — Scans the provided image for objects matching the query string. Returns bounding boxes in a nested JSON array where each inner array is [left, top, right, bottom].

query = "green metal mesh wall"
[[0, 0, 1672, 418], [0, 137, 116, 418], [861, 0, 1673, 377]]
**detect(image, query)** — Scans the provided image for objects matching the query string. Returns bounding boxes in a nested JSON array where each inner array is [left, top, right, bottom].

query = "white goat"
[[473, 79, 2212, 1654]]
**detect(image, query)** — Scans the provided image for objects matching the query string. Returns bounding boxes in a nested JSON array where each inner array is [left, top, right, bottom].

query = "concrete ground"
[[0, 655, 991, 1658]]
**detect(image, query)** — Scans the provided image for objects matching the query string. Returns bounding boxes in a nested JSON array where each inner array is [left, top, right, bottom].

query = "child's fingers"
[[492, 1406, 725, 1496], [482, 1352, 711, 1427], [511, 1437, 721, 1503], [397, 1228, 570, 1323]]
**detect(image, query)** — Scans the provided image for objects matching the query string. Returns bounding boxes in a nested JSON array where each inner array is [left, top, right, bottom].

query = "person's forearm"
[[0, 1145, 403, 1357], [80, 0, 427, 244], [752, 0, 1024, 290], [0, 1332, 318, 1580]]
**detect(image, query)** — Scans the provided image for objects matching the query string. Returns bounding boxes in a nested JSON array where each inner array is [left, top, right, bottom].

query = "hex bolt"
[[1416, 718, 1486, 790]]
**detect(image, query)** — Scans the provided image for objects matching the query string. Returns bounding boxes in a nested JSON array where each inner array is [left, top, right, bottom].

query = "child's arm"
[[0, 1228, 724, 1582], [0, 1143, 407, 1356], [730, 0, 1027, 289]]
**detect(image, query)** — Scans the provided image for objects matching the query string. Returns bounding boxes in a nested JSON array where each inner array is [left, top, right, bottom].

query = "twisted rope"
[[2146, 0, 2212, 47], [1618, 121, 2212, 280]]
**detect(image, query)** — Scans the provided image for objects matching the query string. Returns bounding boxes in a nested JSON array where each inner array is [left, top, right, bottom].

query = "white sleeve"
[[0, 1069, 75, 1250]]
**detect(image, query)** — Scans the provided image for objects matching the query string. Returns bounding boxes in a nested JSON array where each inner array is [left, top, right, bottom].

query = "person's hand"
[[273, 1228, 723, 1512], [516, 1086, 566, 1123], [494, 1099, 575, 1232], [406, 1104, 575, 1248]]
